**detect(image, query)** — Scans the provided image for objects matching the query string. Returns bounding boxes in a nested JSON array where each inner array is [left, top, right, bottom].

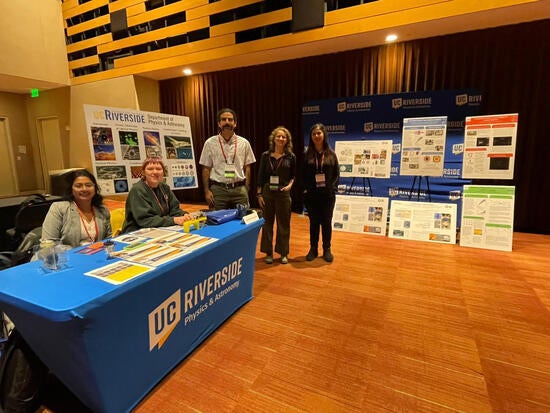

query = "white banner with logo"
[[84, 104, 198, 195]]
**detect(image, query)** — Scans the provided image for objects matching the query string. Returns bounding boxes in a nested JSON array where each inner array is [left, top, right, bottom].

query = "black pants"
[[304, 192, 336, 251]]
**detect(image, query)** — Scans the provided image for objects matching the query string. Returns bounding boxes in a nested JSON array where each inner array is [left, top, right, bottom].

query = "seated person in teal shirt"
[[122, 157, 193, 233]]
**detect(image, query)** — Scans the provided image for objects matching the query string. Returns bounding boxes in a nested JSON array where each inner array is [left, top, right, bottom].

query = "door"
[[0, 118, 17, 196], [37, 117, 64, 193]]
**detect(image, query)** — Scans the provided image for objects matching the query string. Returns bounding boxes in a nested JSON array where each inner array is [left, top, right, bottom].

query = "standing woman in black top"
[[303, 123, 340, 262], [256, 126, 296, 264]]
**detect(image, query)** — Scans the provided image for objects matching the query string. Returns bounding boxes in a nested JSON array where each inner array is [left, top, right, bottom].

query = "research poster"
[[400, 116, 448, 177], [335, 140, 392, 178], [332, 195, 389, 236], [84, 105, 198, 195], [389, 200, 457, 244], [462, 113, 518, 179], [460, 185, 515, 251]]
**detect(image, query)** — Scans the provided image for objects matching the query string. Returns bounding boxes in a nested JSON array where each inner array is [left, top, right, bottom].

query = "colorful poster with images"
[[389, 200, 457, 244], [460, 185, 515, 251], [84, 105, 198, 194], [462, 114, 518, 179], [332, 195, 389, 236], [335, 140, 392, 178], [400, 116, 448, 177]]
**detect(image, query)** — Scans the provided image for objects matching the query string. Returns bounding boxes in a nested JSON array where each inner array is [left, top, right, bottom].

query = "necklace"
[[74, 201, 98, 242]]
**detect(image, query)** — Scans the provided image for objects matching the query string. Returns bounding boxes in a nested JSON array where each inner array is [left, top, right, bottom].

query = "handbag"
[[205, 209, 239, 225]]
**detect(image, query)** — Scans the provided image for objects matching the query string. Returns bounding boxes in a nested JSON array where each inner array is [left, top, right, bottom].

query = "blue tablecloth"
[[0, 219, 262, 413]]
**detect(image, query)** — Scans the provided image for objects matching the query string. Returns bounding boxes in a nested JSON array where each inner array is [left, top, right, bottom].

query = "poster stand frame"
[[346, 177, 373, 196], [408, 176, 432, 202]]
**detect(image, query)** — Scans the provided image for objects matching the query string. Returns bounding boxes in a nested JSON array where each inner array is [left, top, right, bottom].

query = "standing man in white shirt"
[[199, 108, 256, 210]]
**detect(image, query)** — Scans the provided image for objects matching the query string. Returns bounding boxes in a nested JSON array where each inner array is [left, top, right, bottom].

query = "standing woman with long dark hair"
[[42, 169, 112, 247], [302, 123, 340, 262]]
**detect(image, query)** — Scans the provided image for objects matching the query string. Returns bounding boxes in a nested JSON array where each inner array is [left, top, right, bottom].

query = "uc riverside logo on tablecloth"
[[149, 290, 181, 351]]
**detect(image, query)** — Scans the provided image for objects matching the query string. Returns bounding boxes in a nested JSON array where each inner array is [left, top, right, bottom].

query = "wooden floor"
[[42, 201, 550, 413]]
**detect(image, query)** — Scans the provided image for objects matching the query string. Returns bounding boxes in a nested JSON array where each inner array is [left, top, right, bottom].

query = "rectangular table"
[[0, 219, 262, 413]]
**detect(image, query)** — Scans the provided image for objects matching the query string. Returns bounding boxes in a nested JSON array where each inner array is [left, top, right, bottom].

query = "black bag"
[[0, 330, 48, 413]]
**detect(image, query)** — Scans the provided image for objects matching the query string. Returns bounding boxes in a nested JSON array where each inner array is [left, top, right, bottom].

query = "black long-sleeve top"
[[302, 148, 340, 195], [257, 151, 296, 190]]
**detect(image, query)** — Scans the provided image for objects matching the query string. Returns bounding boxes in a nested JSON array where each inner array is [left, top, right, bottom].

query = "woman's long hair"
[[305, 123, 332, 161], [268, 126, 294, 154], [65, 169, 104, 207]]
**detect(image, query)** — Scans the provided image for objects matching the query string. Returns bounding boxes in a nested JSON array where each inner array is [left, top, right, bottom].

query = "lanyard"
[[218, 134, 237, 164], [269, 154, 285, 173], [146, 183, 169, 215], [74, 202, 98, 242], [315, 152, 325, 173]]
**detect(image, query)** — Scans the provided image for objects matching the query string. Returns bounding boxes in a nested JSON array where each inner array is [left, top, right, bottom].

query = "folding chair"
[[109, 208, 126, 237]]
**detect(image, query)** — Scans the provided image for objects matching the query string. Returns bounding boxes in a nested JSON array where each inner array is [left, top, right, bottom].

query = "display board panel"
[[389, 200, 457, 244], [332, 194, 389, 236], [400, 116, 447, 177], [462, 114, 518, 179], [84, 105, 198, 195], [335, 140, 392, 178], [460, 185, 515, 251]]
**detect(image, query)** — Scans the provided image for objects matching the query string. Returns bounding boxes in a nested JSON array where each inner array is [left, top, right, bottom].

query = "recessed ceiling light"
[[385, 34, 398, 42], [182, 68, 192, 75]]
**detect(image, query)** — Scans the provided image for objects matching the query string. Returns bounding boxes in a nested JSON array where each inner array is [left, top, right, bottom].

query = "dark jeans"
[[304, 192, 336, 251]]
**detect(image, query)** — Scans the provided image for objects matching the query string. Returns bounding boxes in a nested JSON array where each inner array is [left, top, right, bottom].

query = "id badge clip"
[[315, 173, 326, 188], [269, 175, 280, 191], [224, 163, 236, 179]]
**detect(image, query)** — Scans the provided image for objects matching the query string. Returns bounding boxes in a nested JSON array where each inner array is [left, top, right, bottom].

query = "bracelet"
[[256, 193, 263, 197]]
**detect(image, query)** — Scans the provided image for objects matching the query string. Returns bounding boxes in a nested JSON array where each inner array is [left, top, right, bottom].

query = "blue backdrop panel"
[[0, 219, 262, 413], [302, 90, 482, 222]]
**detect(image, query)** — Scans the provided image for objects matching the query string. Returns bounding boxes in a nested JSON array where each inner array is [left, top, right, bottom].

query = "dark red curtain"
[[161, 19, 550, 234]]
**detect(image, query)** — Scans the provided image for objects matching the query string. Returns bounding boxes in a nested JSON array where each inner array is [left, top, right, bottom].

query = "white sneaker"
[[281, 256, 288, 264], [265, 255, 273, 264]]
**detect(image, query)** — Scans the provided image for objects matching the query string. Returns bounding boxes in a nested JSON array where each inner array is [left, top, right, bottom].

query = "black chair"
[[5, 201, 51, 252], [0, 228, 42, 270]]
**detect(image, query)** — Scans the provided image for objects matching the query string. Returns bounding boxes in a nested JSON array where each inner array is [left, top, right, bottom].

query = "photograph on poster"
[[164, 135, 193, 159], [462, 114, 518, 179], [119, 130, 140, 160], [388, 200, 457, 244], [332, 195, 389, 236], [91, 127, 113, 145], [460, 185, 514, 251]]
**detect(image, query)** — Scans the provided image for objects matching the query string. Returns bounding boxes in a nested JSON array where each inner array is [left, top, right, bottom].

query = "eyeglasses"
[[73, 183, 95, 189]]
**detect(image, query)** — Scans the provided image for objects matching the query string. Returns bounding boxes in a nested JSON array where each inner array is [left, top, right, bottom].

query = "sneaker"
[[264, 255, 273, 264], [323, 248, 334, 263], [281, 256, 288, 264], [306, 249, 318, 261]]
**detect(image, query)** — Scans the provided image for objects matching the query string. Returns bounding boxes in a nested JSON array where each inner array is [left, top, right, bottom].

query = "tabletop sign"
[[242, 210, 259, 225]]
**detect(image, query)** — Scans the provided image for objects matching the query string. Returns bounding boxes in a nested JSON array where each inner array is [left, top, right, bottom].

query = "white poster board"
[[335, 140, 393, 178], [460, 185, 515, 251], [84, 105, 198, 195], [332, 195, 389, 236], [462, 113, 518, 179], [389, 200, 457, 244], [400, 116, 448, 177]]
